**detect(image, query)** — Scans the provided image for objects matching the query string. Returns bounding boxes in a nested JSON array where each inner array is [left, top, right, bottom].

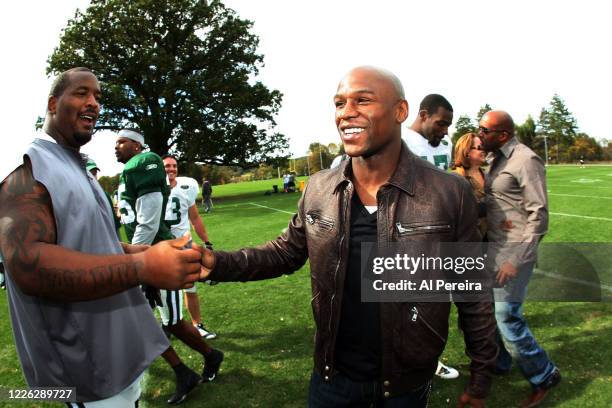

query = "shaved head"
[[479, 110, 515, 152], [339, 66, 405, 100], [481, 111, 515, 134], [334, 66, 408, 160]]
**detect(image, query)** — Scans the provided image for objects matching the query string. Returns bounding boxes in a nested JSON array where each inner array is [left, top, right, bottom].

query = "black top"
[[334, 193, 381, 381]]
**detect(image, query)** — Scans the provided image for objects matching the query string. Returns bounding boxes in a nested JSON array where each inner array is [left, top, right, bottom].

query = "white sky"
[[1, 0, 610, 177]]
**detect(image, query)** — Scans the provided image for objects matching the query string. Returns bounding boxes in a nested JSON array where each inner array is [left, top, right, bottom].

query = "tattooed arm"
[[0, 160, 202, 301]]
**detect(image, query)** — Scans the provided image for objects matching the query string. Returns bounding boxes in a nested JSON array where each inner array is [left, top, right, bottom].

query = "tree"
[[476, 104, 493, 122], [47, 0, 288, 167], [452, 114, 476, 145], [568, 134, 603, 161], [537, 94, 578, 162], [307, 142, 334, 173], [516, 115, 539, 152]]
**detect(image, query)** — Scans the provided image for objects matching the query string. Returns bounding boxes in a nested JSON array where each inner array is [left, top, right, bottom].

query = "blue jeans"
[[308, 370, 431, 408], [493, 262, 557, 389]]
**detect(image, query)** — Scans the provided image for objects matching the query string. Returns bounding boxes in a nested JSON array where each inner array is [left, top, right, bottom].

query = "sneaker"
[[202, 349, 224, 382], [167, 368, 201, 405], [195, 323, 217, 340], [435, 361, 459, 380]]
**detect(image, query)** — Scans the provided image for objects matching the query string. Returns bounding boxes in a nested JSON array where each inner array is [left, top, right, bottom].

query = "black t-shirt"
[[334, 193, 381, 381]]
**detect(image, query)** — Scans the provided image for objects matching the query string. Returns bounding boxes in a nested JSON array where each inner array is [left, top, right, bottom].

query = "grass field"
[[0, 166, 611, 407]]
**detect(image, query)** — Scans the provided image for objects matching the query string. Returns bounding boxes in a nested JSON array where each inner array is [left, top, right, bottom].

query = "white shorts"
[[158, 289, 183, 326], [184, 283, 197, 294], [67, 373, 143, 407]]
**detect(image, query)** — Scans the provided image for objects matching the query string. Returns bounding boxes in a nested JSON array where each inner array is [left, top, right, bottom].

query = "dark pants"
[[308, 370, 431, 408]]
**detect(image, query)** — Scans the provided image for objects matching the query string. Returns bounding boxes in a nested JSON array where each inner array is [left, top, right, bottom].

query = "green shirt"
[[118, 152, 173, 243]]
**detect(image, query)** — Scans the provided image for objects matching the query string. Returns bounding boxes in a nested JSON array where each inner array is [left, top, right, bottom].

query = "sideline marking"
[[248, 202, 295, 215], [550, 212, 612, 222], [534, 268, 612, 293], [549, 193, 612, 200], [548, 184, 612, 189]]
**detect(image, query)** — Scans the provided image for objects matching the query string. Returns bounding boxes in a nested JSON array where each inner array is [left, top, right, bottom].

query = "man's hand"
[[456, 392, 485, 408], [496, 261, 518, 286], [121, 243, 150, 254], [137, 235, 202, 290], [198, 247, 216, 281]]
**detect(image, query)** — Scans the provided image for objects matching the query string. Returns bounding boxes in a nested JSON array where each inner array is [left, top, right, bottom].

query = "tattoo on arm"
[[0, 162, 142, 300]]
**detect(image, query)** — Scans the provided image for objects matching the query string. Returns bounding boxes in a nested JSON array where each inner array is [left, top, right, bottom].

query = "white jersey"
[[165, 176, 199, 238], [403, 128, 452, 171]]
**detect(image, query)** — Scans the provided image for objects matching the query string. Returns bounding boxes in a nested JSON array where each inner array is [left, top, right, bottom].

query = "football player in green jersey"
[[116, 130, 223, 405]]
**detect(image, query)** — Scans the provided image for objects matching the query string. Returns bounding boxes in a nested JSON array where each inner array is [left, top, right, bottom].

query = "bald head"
[[482, 111, 515, 134], [479, 110, 515, 152], [334, 66, 409, 160], [338, 66, 405, 100]]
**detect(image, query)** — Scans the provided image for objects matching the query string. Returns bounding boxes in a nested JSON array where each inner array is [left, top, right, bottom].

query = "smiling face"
[[46, 70, 101, 149], [163, 156, 178, 184], [334, 67, 408, 159]]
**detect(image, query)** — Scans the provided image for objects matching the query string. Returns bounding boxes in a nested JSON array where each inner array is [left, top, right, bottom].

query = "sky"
[[1, 0, 611, 177]]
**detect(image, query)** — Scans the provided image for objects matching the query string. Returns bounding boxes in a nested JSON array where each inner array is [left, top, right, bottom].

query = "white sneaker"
[[195, 323, 217, 340], [436, 361, 459, 379]]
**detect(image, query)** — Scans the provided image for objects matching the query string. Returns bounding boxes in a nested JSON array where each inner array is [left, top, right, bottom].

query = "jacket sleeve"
[[208, 191, 309, 282], [454, 178, 498, 398]]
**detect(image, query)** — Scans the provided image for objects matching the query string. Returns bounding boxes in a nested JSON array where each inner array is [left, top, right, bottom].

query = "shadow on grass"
[[141, 324, 313, 407], [432, 302, 612, 407]]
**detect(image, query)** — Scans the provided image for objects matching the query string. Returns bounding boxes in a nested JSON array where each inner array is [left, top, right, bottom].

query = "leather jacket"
[[210, 143, 497, 398]]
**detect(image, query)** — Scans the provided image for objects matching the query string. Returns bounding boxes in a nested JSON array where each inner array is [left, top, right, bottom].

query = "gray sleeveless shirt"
[[5, 138, 169, 401]]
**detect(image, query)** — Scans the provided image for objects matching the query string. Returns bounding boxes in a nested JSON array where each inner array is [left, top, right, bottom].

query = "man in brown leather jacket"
[[200, 66, 497, 407]]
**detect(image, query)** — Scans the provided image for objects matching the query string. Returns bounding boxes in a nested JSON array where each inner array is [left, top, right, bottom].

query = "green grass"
[[0, 166, 611, 407]]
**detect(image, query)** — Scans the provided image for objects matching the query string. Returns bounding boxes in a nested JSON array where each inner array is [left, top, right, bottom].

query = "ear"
[[396, 100, 409, 123], [418, 109, 428, 121], [47, 96, 57, 115]]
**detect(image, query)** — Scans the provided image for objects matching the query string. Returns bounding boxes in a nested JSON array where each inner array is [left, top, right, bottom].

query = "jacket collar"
[[331, 140, 416, 196]]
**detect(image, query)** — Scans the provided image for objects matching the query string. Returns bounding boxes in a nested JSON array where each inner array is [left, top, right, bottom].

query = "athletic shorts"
[[184, 283, 197, 294], [158, 289, 183, 326], [65, 372, 142, 407]]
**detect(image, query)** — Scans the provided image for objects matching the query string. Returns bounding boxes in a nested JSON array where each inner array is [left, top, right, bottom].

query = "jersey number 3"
[[165, 196, 181, 226]]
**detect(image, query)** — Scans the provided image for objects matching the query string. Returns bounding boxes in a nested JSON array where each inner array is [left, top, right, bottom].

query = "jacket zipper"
[[396, 222, 451, 235], [411, 306, 446, 344], [326, 182, 351, 365], [306, 212, 334, 229]]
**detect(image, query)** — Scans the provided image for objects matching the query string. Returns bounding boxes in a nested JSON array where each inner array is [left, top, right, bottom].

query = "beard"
[[73, 130, 93, 146]]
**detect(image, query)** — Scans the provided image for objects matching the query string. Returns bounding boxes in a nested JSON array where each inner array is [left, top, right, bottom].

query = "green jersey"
[[118, 152, 173, 243]]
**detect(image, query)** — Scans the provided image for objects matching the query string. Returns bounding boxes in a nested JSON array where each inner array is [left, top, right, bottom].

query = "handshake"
[[128, 234, 216, 293]]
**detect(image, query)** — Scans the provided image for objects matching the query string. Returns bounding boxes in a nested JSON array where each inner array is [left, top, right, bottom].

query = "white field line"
[[549, 193, 612, 200], [534, 268, 612, 292], [548, 184, 612, 189], [550, 212, 612, 222], [248, 202, 295, 215]]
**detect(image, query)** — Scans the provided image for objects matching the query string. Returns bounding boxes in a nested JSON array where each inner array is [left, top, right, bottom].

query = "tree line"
[[453, 96, 611, 163]]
